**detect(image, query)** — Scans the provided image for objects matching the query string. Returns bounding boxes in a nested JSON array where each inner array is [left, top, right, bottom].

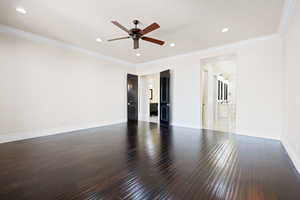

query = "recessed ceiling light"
[[170, 43, 175, 47], [222, 28, 229, 33], [96, 38, 102, 42], [16, 7, 27, 14], [136, 53, 141, 57]]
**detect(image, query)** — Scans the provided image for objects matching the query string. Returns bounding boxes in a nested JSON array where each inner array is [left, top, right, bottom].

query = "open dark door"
[[127, 74, 138, 121], [160, 70, 170, 126]]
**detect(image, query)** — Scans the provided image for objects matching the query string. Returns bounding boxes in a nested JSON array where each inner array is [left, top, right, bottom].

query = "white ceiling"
[[0, 0, 285, 64]]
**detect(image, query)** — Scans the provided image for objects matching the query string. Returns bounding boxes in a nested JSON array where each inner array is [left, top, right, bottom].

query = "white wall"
[[282, 1, 300, 173], [0, 25, 286, 144], [0, 31, 135, 143], [136, 35, 284, 140]]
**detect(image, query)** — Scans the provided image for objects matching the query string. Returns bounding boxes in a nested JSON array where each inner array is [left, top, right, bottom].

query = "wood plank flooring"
[[0, 121, 300, 200]]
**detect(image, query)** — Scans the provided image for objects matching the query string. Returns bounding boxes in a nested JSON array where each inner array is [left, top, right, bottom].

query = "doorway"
[[139, 73, 160, 123], [200, 55, 237, 132], [127, 74, 138, 121], [138, 70, 171, 126]]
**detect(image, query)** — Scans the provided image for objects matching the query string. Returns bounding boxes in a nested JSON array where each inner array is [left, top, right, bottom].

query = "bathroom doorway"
[[200, 55, 237, 132]]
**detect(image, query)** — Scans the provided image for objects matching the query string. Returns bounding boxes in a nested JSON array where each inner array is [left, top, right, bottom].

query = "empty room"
[[1, 0, 300, 199]]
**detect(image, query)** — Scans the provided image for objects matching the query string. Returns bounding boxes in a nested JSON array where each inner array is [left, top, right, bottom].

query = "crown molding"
[[136, 34, 280, 67], [0, 24, 282, 69], [0, 24, 135, 67], [278, 0, 297, 35]]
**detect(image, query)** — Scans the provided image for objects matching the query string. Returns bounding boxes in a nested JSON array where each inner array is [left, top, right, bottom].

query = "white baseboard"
[[235, 131, 280, 141], [282, 140, 300, 175], [170, 125, 281, 141], [0, 119, 127, 144], [171, 123, 201, 129]]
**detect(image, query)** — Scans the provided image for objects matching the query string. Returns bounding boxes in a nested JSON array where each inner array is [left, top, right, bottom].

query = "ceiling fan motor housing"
[[130, 28, 142, 39]]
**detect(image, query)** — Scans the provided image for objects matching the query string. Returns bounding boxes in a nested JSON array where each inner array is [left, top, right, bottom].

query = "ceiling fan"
[[108, 20, 165, 49]]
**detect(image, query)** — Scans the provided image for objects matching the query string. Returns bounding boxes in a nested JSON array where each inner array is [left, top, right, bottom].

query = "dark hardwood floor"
[[0, 121, 300, 200]]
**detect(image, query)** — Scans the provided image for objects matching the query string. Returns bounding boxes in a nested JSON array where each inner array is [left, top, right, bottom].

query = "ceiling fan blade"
[[107, 36, 130, 42], [141, 37, 165, 45], [134, 39, 139, 49], [111, 21, 130, 33], [141, 23, 160, 35]]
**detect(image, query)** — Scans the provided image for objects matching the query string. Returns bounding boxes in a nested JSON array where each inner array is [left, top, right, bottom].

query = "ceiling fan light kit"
[[108, 20, 165, 49]]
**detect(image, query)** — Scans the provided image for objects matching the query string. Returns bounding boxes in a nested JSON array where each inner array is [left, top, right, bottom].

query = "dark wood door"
[[160, 70, 170, 126], [127, 74, 138, 121]]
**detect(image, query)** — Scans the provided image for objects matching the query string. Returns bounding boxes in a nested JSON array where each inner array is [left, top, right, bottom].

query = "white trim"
[[282, 140, 300, 175], [235, 132, 280, 141], [0, 24, 134, 67], [170, 124, 280, 141], [136, 34, 279, 67], [278, 0, 297, 35], [171, 123, 201, 130], [171, 124, 281, 141], [232, 131, 278, 141], [171, 123, 280, 141], [0, 120, 127, 144]]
